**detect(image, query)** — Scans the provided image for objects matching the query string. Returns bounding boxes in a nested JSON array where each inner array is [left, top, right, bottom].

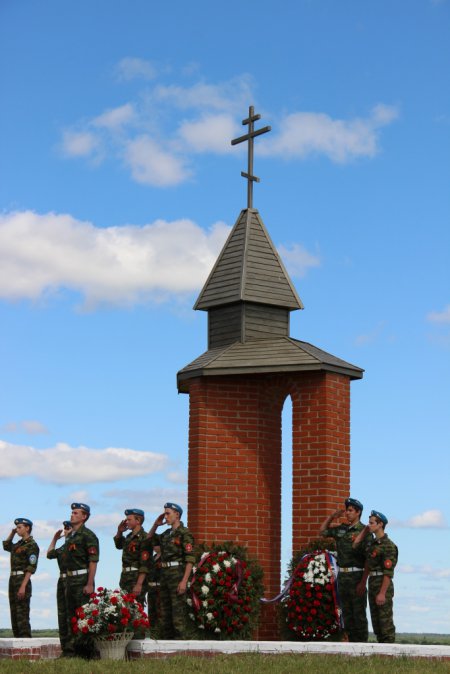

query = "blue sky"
[[1, 0, 449, 634]]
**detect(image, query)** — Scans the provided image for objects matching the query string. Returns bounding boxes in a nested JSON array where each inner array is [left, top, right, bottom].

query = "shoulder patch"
[[29, 554, 37, 565], [141, 551, 150, 561], [384, 559, 393, 569], [88, 546, 97, 555], [185, 543, 193, 552]]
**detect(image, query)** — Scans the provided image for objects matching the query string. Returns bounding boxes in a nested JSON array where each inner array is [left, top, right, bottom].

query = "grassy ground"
[[0, 654, 450, 674]]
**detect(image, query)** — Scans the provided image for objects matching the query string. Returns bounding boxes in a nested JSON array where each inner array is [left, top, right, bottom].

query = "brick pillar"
[[291, 372, 351, 552], [187, 370, 352, 639], [187, 375, 284, 639]]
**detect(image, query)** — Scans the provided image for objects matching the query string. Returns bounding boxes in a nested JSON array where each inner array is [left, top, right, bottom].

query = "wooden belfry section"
[[177, 107, 363, 639]]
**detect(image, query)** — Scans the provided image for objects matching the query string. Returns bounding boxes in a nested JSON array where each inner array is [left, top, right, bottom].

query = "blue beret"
[[345, 498, 364, 512], [371, 510, 388, 525], [164, 502, 183, 516], [14, 517, 33, 527], [71, 502, 90, 514], [125, 508, 145, 519], [62, 521, 72, 528]]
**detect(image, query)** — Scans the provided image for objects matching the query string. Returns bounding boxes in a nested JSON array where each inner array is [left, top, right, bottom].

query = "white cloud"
[[60, 69, 396, 185], [116, 57, 158, 81], [0, 210, 230, 307], [103, 487, 187, 514], [92, 103, 135, 130], [178, 114, 238, 153], [393, 509, 448, 529], [124, 135, 191, 186], [61, 130, 100, 158], [398, 563, 450, 579], [0, 440, 168, 484], [427, 304, 450, 323], [1, 420, 49, 435], [152, 76, 254, 113], [277, 243, 320, 279], [260, 105, 399, 163], [407, 509, 448, 529], [165, 471, 187, 484]]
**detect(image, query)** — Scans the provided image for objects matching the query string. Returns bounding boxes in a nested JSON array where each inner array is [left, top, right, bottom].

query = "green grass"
[[1, 654, 450, 674]]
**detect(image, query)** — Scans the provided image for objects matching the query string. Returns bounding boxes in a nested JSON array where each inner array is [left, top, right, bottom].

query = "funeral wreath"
[[188, 542, 264, 639]]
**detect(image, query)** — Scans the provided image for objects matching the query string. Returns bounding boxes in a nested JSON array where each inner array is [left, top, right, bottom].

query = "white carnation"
[[205, 573, 212, 582], [223, 560, 231, 568], [206, 612, 214, 621], [212, 564, 220, 573]]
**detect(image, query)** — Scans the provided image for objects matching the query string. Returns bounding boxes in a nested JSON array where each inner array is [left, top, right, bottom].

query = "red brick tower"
[[177, 110, 363, 639]]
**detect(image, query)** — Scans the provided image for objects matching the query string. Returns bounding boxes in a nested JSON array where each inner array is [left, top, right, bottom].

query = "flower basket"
[[281, 549, 341, 640], [188, 542, 264, 640], [94, 631, 134, 660], [72, 587, 150, 643]]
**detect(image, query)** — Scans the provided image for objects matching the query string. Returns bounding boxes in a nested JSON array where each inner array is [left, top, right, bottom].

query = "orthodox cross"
[[231, 105, 271, 209]]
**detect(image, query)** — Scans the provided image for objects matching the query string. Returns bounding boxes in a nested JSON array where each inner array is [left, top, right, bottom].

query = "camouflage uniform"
[[47, 544, 70, 651], [365, 533, 398, 643], [323, 521, 368, 642], [159, 523, 195, 639], [114, 527, 152, 638], [64, 523, 99, 657], [2, 535, 39, 637], [145, 534, 161, 632]]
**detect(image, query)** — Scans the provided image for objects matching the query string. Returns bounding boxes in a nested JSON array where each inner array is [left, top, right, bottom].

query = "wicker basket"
[[94, 631, 134, 660]]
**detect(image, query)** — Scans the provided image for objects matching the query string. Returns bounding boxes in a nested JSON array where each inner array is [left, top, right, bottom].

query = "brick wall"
[[187, 370, 351, 639]]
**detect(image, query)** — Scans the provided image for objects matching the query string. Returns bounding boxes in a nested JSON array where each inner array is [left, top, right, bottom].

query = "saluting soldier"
[[2, 517, 39, 637], [148, 502, 195, 639], [319, 497, 368, 642], [64, 502, 99, 657], [355, 510, 398, 643], [114, 508, 151, 638], [47, 520, 72, 654]]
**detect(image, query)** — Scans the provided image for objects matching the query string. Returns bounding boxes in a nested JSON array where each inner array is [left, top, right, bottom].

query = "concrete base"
[[1, 637, 449, 660], [129, 639, 450, 660]]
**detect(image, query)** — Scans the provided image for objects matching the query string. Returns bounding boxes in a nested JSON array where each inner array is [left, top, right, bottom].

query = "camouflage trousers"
[[146, 580, 160, 636], [368, 576, 395, 643], [64, 576, 96, 658], [119, 571, 147, 639], [159, 567, 190, 639], [56, 576, 70, 651], [338, 571, 368, 642], [8, 575, 32, 638]]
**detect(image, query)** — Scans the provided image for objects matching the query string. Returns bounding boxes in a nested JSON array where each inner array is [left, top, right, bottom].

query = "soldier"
[[114, 508, 151, 638], [319, 497, 368, 642], [355, 510, 398, 643], [2, 517, 39, 638], [47, 520, 72, 654], [148, 502, 195, 639], [64, 502, 99, 657]]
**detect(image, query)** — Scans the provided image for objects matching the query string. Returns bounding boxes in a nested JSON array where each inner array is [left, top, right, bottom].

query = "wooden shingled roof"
[[194, 208, 303, 311], [177, 337, 363, 392]]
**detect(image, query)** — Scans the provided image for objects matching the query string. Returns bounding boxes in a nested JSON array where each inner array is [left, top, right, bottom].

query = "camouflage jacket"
[[365, 533, 398, 578], [64, 523, 99, 571], [47, 544, 68, 573], [114, 528, 153, 575], [3, 536, 39, 574], [159, 523, 195, 566], [322, 521, 366, 569]]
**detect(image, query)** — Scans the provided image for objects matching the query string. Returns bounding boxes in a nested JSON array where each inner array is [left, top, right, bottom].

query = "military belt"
[[67, 569, 88, 577], [148, 581, 160, 587], [11, 570, 25, 576], [60, 573, 67, 579], [123, 566, 139, 572], [161, 561, 181, 568], [369, 571, 384, 577], [339, 567, 363, 573]]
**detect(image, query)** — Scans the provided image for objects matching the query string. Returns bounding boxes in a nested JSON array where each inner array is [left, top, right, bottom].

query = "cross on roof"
[[231, 105, 271, 209]]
